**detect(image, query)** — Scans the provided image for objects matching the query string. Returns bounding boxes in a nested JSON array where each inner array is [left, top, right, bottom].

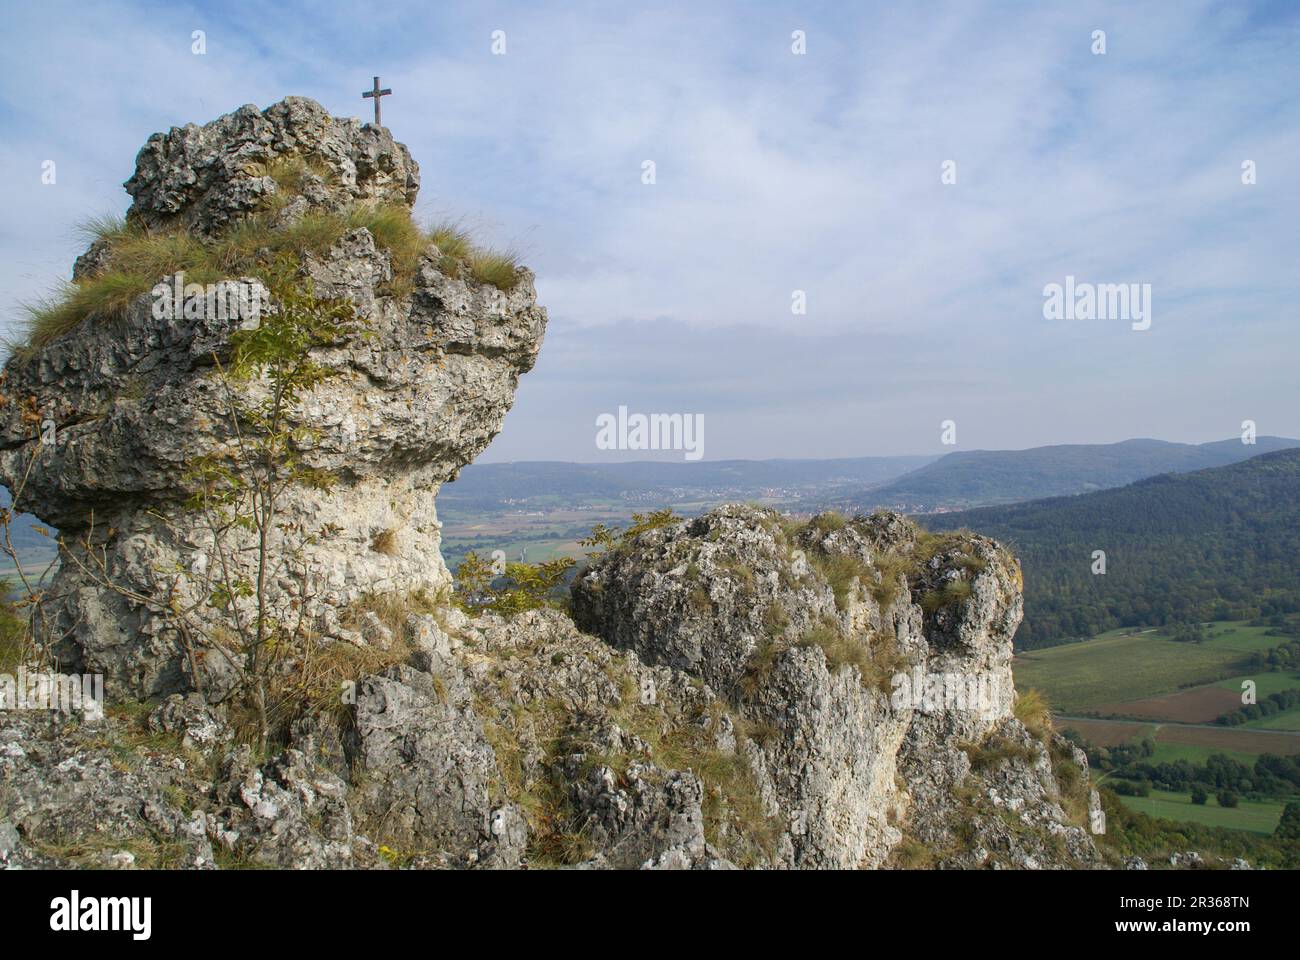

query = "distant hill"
[[837, 436, 1300, 513], [440, 455, 937, 509], [924, 449, 1300, 649]]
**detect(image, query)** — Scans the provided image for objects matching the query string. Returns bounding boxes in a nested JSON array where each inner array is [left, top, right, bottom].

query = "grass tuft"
[[811, 551, 867, 611], [467, 247, 522, 291], [1014, 687, 1054, 742], [17, 179, 525, 350]]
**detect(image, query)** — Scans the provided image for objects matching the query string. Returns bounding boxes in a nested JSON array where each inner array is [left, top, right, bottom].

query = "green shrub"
[[453, 553, 575, 615], [580, 510, 680, 556]]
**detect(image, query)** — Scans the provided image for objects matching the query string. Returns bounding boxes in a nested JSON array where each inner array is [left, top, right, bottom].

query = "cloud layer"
[[2, 0, 1296, 460]]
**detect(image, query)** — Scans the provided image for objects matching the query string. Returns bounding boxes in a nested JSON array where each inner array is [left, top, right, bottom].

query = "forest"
[[926, 449, 1300, 649]]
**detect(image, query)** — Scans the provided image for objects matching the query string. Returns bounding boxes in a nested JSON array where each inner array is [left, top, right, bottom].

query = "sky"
[[1, 0, 1297, 462]]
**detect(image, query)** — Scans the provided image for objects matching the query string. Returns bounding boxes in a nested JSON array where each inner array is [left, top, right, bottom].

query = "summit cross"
[[362, 76, 392, 126]]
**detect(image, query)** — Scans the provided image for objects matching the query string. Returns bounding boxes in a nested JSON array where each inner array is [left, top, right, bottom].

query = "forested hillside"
[[925, 449, 1300, 649]]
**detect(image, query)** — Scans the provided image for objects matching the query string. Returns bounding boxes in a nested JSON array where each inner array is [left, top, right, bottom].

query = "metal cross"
[[362, 76, 392, 126]]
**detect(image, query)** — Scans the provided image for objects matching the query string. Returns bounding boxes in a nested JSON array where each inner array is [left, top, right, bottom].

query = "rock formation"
[[571, 505, 1100, 868], [0, 97, 546, 700], [0, 98, 1118, 870]]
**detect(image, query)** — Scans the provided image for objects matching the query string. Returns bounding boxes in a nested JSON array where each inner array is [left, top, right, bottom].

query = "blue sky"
[[1, 0, 1297, 461]]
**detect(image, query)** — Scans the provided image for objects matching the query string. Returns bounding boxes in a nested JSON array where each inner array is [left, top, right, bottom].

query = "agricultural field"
[[1152, 722, 1300, 757], [437, 506, 626, 572], [1144, 741, 1262, 768], [1057, 718, 1156, 748], [1012, 621, 1279, 714], [1240, 710, 1300, 732], [1209, 671, 1300, 731], [1213, 670, 1300, 698], [1114, 788, 1285, 835], [1094, 686, 1240, 723], [1057, 717, 1300, 759]]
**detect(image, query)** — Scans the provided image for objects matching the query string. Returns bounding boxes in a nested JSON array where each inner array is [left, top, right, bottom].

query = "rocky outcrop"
[[0, 505, 1105, 870], [0, 608, 753, 870], [0, 711, 217, 870], [124, 97, 419, 238], [571, 504, 1101, 868], [0, 98, 546, 700], [0, 97, 1118, 871]]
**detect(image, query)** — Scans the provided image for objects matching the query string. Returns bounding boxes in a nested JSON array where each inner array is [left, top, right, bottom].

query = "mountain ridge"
[[836, 436, 1300, 512]]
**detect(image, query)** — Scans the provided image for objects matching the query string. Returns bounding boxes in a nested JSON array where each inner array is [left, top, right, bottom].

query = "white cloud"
[[1, 0, 1296, 458]]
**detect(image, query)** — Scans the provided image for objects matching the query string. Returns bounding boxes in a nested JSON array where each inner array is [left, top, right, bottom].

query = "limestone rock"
[[208, 746, 355, 869], [572, 503, 1099, 868], [0, 98, 546, 700], [124, 96, 419, 237], [148, 693, 232, 751], [0, 712, 215, 869]]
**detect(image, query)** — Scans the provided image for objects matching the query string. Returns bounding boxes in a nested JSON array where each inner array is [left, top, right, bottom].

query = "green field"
[[1012, 621, 1280, 713], [1239, 709, 1300, 732], [1213, 670, 1300, 697], [1144, 742, 1262, 768], [1211, 670, 1300, 731], [1115, 788, 1285, 835]]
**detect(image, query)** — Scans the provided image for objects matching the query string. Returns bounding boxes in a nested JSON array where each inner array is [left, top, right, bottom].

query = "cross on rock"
[[362, 76, 392, 126]]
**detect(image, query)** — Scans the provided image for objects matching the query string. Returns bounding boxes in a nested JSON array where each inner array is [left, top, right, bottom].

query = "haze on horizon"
[[2, 1, 1297, 463]]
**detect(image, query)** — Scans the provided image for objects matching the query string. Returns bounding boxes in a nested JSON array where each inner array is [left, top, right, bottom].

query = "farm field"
[[1240, 710, 1300, 732], [1055, 717, 1155, 747], [437, 506, 626, 571], [1153, 722, 1300, 756], [1012, 621, 1279, 714], [1144, 741, 1263, 768], [1210, 671, 1300, 731], [1081, 665, 1300, 729], [1115, 788, 1286, 835], [1094, 686, 1239, 723], [1054, 716, 1300, 758], [1213, 670, 1300, 698]]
